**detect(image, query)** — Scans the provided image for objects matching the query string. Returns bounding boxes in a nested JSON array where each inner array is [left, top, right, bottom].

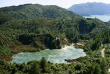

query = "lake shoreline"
[[12, 43, 86, 64], [1, 43, 86, 64]]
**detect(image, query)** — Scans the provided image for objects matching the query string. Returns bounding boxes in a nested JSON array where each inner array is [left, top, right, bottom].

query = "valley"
[[0, 2, 110, 74]]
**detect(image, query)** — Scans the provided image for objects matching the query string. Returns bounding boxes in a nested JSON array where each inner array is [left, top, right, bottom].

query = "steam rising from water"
[[12, 44, 86, 64]]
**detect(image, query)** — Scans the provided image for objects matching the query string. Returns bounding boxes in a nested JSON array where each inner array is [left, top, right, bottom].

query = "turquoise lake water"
[[12, 45, 86, 64]]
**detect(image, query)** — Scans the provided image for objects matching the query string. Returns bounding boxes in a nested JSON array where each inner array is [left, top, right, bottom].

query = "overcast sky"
[[1, 0, 110, 8]]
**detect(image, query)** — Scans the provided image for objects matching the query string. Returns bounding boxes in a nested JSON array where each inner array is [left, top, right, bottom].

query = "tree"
[[93, 64, 101, 74], [0, 13, 11, 24], [40, 57, 48, 73], [100, 59, 108, 74], [29, 63, 40, 74]]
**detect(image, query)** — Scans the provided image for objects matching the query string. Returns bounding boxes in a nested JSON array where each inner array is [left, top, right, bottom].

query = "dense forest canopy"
[[0, 4, 80, 20], [0, 3, 110, 74]]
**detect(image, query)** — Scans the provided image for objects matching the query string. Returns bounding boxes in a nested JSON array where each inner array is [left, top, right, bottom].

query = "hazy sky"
[[1, 0, 110, 8]]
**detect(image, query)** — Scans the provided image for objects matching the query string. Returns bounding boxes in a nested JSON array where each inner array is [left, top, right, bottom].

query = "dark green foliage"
[[66, 30, 79, 43], [78, 19, 96, 34], [85, 29, 110, 51], [40, 57, 48, 73], [0, 4, 80, 20], [0, 32, 12, 56], [105, 44, 110, 58], [0, 13, 108, 56], [18, 34, 34, 45], [0, 56, 108, 74], [29, 63, 40, 74], [0, 4, 109, 74], [44, 34, 61, 49], [0, 46, 11, 56], [104, 44, 110, 70], [96, 29, 110, 44], [93, 64, 101, 74], [100, 59, 108, 74], [85, 38, 101, 51], [0, 13, 11, 24]]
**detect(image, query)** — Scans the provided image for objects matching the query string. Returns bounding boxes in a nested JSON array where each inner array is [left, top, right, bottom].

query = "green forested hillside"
[[0, 4, 80, 20], [0, 4, 110, 74], [85, 29, 110, 51], [0, 15, 108, 57]]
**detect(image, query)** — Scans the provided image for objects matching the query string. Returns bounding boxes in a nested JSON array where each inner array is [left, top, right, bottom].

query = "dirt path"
[[101, 48, 110, 72], [101, 48, 105, 57]]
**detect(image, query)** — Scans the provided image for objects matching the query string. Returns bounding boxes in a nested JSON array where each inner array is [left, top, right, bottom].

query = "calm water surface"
[[83, 15, 110, 22]]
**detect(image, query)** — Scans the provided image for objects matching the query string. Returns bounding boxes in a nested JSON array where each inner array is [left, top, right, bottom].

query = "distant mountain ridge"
[[68, 2, 110, 16], [0, 4, 80, 20]]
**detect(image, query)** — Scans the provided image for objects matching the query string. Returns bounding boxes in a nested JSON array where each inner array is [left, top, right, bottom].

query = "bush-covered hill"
[[68, 2, 110, 16], [0, 4, 109, 58], [0, 16, 108, 57], [0, 4, 110, 74], [0, 4, 80, 20]]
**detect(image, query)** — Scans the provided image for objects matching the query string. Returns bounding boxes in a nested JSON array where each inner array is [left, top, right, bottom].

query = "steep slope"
[[0, 4, 80, 20], [0, 4, 108, 61], [0, 4, 110, 74], [0, 17, 107, 52], [68, 2, 110, 16]]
